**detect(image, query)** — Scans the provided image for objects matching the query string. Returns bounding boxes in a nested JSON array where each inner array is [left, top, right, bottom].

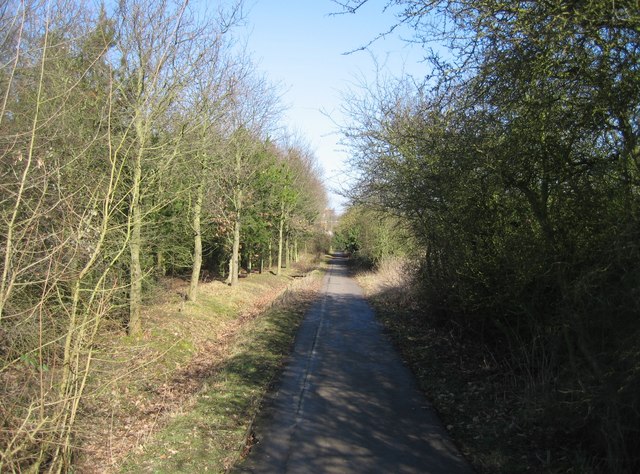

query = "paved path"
[[236, 256, 473, 473]]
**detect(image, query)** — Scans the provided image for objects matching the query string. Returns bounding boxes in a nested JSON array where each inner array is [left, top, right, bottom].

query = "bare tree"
[[184, 29, 244, 301], [213, 69, 282, 286], [112, 0, 215, 333]]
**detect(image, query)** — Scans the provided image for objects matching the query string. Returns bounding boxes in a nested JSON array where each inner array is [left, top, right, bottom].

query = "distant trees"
[[333, 205, 414, 266], [0, 1, 327, 470], [337, 0, 639, 470], [276, 140, 328, 272]]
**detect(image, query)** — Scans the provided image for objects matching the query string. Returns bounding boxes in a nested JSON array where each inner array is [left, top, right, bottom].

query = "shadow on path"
[[234, 256, 473, 474]]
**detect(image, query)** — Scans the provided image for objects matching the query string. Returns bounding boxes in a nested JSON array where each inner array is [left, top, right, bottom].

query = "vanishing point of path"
[[236, 255, 473, 474]]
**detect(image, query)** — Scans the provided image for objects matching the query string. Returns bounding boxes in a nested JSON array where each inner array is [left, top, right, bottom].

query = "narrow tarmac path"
[[236, 255, 473, 473]]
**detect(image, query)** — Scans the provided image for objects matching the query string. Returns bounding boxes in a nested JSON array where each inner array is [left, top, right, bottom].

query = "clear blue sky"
[[241, 0, 428, 211]]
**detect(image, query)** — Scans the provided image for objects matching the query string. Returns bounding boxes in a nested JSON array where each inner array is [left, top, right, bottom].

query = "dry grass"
[[356, 257, 586, 474], [356, 257, 419, 312], [72, 259, 324, 473]]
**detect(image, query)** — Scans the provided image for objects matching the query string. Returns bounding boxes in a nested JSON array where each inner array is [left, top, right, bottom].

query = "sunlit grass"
[[115, 268, 324, 473]]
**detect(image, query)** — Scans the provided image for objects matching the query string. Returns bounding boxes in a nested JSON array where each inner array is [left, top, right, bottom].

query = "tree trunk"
[[277, 207, 285, 275], [128, 139, 144, 336], [285, 234, 290, 269], [188, 182, 203, 301], [156, 250, 165, 276], [231, 210, 241, 286], [128, 64, 149, 337]]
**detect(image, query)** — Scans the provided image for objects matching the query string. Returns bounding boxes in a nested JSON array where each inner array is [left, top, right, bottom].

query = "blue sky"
[[241, 0, 429, 211]]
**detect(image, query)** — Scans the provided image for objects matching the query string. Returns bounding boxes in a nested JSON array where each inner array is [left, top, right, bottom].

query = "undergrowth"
[[356, 258, 600, 474]]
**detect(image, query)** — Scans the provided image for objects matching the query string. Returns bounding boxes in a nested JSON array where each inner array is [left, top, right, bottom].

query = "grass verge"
[[74, 261, 324, 473], [121, 274, 323, 472]]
